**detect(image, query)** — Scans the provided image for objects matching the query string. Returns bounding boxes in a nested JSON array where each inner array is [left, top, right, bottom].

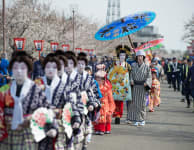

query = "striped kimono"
[[61, 70, 85, 150], [35, 75, 81, 150], [128, 62, 152, 122]]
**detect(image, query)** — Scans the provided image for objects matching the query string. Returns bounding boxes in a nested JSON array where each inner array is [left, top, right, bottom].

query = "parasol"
[[135, 38, 164, 52], [95, 11, 156, 42]]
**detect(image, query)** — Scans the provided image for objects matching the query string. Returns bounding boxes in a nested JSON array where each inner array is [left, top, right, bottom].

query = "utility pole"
[[2, 0, 6, 52], [72, 9, 75, 52]]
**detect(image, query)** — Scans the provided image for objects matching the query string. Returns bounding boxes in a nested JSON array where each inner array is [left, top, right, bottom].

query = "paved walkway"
[[88, 82, 194, 150]]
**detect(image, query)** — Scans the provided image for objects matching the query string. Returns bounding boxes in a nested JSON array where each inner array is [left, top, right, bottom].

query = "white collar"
[[42, 75, 60, 103], [82, 70, 88, 80], [61, 72, 68, 85], [11, 78, 33, 99], [70, 69, 77, 81]]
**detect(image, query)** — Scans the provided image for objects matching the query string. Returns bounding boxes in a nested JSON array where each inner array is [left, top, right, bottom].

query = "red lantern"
[[62, 44, 70, 51], [84, 49, 89, 55], [89, 49, 94, 56], [75, 48, 82, 54], [14, 38, 25, 51], [50, 42, 59, 51], [34, 40, 44, 51]]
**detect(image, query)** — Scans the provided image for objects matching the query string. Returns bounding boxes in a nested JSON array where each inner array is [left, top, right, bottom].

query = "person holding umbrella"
[[108, 45, 132, 124]]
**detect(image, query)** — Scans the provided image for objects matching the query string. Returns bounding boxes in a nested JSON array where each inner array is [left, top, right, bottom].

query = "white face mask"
[[44, 62, 58, 79], [12, 62, 28, 84], [77, 60, 86, 73], [66, 59, 74, 73], [58, 60, 64, 76], [119, 53, 126, 62]]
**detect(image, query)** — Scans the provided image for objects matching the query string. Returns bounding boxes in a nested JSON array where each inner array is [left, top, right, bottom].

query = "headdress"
[[115, 45, 131, 57]]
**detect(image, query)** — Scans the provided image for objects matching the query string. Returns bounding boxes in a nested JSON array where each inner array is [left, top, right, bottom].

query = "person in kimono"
[[77, 53, 102, 150], [35, 53, 81, 150], [55, 50, 85, 150], [149, 68, 160, 112], [94, 70, 115, 135], [108, 45, 132, 124], [128, 50, 152, 126], [0, 51, 56, 150]]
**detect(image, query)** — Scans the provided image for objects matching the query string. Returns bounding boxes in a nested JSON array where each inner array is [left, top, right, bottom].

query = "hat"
[[136, 50, 146, 56], [173, 57, 176, 60], [154, 57, 160, 61], [95, 70, 106, 78]]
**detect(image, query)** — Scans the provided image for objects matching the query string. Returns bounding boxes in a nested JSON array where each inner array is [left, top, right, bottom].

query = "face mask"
[[119, 53, 126, 62], [44, 62, 58, 79], [77, 60, 86, 73], [58, 60, 64, 76], [66, 59, 74, 73], [12, 62, 28, 84]]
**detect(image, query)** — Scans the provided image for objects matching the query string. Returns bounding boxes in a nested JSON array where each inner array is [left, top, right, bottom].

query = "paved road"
[[88, 82, 194, 150]]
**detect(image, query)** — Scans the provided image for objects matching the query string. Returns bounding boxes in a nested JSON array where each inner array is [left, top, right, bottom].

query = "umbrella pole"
[[128, 35, 135, 51]]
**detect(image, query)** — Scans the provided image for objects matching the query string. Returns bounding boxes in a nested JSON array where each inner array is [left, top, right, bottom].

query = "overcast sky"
[[2, 0, 194, 51]]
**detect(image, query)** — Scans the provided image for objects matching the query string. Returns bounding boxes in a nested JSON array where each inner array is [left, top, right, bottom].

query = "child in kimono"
[[149, 68, 161, 112], [94, 70, 115, 135]]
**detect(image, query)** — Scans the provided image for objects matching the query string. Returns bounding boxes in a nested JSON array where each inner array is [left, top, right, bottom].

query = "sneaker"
[[133, 122, 140, 126], [99, 132, 104, 135], [95, 131, 99, 135], [105, 131, 111, 134], [139, 121, 145, 126]]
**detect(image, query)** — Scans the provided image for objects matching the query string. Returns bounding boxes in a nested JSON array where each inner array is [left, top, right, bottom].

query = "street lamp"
[[70, 4, 78, 52]]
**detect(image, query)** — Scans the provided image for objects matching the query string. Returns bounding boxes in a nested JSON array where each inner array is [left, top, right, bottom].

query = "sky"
[[2, 0, 194, 51]]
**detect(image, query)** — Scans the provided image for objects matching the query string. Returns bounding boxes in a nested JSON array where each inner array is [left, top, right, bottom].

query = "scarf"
[[10, 78, 32, 130], [43, 75, 60, 104]]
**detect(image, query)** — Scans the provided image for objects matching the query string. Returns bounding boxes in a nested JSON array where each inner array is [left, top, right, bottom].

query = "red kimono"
[[94, 82, 115, 133]]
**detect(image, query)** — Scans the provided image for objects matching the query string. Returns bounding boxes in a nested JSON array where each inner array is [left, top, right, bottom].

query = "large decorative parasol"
[[95, 11, 156, 47]]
